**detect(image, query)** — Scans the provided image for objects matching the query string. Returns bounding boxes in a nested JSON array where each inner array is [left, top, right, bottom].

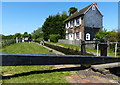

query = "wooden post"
[[99, 39, 108, 56], [81, 40, 86, 55]]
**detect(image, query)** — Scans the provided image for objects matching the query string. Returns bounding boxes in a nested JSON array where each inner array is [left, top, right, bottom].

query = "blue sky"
[[2, 2, 118, 35]]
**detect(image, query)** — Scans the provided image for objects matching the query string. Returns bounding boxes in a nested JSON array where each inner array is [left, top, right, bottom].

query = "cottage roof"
[[65, 3, 103, 22]]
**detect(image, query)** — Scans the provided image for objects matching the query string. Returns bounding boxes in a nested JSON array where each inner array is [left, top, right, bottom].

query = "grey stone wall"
[[58, 39, 96, 49]]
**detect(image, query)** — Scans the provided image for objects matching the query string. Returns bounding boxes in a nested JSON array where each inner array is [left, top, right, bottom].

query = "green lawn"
[[1, 42, 55, 54], [1, 42, 71, 83]]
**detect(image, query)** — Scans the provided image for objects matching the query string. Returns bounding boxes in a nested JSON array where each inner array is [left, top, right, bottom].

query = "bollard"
[[81, 40, 86, 55], [99, 39, 108, 56]]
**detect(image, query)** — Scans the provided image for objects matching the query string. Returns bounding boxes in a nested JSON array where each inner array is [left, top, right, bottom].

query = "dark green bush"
[[49, 34, 60, 42], [36, 38, 44, 41]]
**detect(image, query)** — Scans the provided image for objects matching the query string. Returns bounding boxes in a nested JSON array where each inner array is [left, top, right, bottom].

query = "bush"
[[36, 38, 44, 41], [49, 34, 60, 42]]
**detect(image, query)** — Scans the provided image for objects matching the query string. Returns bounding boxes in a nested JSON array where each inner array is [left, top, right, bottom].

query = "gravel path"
[[37, 43, 65, 55]]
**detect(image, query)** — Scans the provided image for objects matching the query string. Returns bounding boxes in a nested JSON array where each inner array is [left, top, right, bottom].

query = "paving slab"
[[66, 70, 120, 84]]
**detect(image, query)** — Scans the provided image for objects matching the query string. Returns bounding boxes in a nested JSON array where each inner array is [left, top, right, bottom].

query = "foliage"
[[42, 12, 68, 41], [36, 38, 44, 41], [49, 34, 60, 42], [2, 35, 14, 39], [22, 32, 29, 38], [68, 7, 78, 16], [31, 27, 43, 40], [13, 33, 22, 39], [1, 32, 32, 40], [95, 29, 119, 42], [95, 29, 109, 41], [95, 29, 120, 56], [107, 30, 118, 42]]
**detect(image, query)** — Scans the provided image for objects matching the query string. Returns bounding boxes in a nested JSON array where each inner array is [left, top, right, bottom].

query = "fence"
[[0, 39, 15, 48], [0, 39, 15, 47]]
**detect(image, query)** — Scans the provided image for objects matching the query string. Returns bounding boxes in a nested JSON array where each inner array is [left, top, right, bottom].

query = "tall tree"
[[68, 7, 78, 16], [42, 12, 68, 41], [32, 27, 43, 40], [22, 32, 29, 38], [13, 33, 22, 38]]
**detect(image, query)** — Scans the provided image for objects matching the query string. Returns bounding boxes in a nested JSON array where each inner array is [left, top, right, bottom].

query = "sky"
[[2, 2, 118, 35]]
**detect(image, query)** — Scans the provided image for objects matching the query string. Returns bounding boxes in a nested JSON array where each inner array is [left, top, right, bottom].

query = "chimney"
[[93, 3, 98, 7]]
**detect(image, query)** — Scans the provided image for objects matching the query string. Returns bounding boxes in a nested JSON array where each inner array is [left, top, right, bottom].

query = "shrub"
[[49, 34, 60, 42], [36, 38, 44, 41]]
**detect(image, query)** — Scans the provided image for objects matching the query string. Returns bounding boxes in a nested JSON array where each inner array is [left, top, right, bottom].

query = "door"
[[69, 33, 74, 40]]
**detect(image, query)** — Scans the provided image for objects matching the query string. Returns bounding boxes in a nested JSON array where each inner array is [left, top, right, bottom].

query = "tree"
[[42, 12, 68, 41], [22, 32, 29, 38], [31, 27, 43, 40], [68, 7, 78, 16], [2, 35, 14, 39], [95, 29, 109, 40], [13, 33, 22, 39]]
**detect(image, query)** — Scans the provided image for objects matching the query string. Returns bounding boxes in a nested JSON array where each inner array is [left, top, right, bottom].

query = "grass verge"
[[1, 42, 71, 83]]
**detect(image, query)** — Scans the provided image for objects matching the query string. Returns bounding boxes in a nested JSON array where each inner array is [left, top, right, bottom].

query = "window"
[[70, 21, 74, 27], [76, 32, 79, 39], [76, 32, 81, 40], [76, 17, 81, 26], [79, 32, 81, 39], [74, 33, 76, 39], [79, 17, 81, 24], [76, 19, 79, 25], [92, 5, 95, 10], [66, 23, 68, 28], [74, 19, 76, 26], [86, 33, 90, 40]]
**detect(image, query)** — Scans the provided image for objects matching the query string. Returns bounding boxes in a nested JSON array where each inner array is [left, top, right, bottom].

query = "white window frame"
[[76, 18, 79, 26], [74, 33, 76, 39], [74, 19, 77, 26], [66, 23, 68, 28], [79, 17, 81, 25], [92, 5, 96, 10], [68, 21, 70, 28], [70, 21, 73, 27], [76, 32, 79, 40], [79, 32, 81, 39]]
